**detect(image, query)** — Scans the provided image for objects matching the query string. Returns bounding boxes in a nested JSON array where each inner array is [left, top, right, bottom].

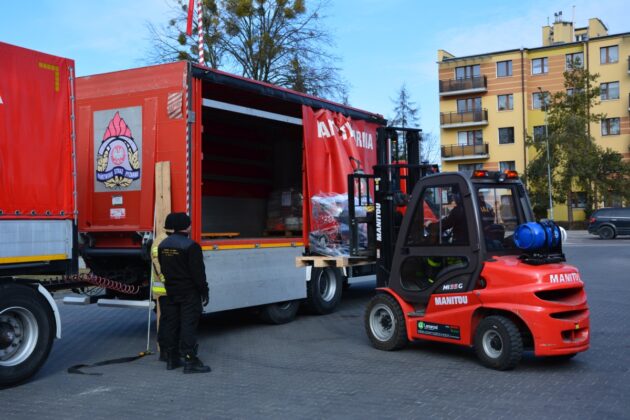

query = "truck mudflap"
[[36, 284, 61, 339]]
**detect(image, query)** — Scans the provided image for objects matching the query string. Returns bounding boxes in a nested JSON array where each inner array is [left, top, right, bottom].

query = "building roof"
[[439, 30, 630, 64]]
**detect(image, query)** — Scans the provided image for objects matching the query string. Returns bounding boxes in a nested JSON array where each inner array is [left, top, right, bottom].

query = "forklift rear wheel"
[[365, 293, 408, 351], [258, 300, 300, 325], [474, 315, 522, 370], [306, 268, 343, 315]]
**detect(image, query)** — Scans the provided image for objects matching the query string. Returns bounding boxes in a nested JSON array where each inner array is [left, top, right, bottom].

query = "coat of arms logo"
[[96, 112, 141, 189]]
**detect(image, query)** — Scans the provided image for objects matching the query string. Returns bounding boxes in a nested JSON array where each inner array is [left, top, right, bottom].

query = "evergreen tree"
[[388, 84, 421, 161], [389, 84, 419, 129]]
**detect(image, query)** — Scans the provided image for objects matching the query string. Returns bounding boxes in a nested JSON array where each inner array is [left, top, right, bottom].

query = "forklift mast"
[[348, 127, 437, 286]]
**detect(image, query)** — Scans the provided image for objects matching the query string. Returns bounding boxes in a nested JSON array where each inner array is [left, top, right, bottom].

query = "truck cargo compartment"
[[201, 106, 303, 240]]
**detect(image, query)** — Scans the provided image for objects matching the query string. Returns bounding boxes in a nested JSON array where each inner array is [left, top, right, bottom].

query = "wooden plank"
[[295, 255, 374, 268], [151, 161, 172, 352]]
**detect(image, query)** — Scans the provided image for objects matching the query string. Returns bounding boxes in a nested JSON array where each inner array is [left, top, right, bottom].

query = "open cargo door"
[[301, 106, 380, 256]]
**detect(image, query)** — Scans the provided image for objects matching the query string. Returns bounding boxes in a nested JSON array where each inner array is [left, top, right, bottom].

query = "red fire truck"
[[1, 42, 385, 385]]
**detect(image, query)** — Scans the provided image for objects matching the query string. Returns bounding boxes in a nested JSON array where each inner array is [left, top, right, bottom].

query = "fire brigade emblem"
[[96, 112, 141, 189]]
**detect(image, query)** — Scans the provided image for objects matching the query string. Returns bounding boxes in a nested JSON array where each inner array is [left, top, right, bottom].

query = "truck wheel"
[[306, 268, 343, 315], [259, 300, 300, 325], [474, 315, 522, 370], [0, 283, 55, 387], [598, 226, 615, 240], [364, 293, 408, 351]]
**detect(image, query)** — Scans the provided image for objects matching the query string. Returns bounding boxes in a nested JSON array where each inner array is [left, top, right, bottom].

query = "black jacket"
[[158, 232, 208, 297]]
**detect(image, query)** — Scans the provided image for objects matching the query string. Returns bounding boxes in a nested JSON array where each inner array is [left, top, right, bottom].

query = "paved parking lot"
[[2, 231, 629, 419]]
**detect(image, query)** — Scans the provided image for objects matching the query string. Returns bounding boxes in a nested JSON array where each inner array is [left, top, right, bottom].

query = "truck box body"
[[0, 42, 76, 276], [76, 61, 384, 312]]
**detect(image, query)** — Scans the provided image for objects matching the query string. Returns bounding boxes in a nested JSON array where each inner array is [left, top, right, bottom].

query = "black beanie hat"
[[164, 212, 191, 231]]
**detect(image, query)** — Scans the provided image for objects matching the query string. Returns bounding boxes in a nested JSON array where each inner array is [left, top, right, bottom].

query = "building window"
[[601, 118, 620, 136], [457, 130, 483, 145], [600, 46, 618, 64], [532, 57, 548, 74], [571, 192, 587, 208], [458, 163, 483, 175], [456, 97, 481, 113], [455, 64, 480, 79], [497, 60, 512, 77], [600, 82, 620, 100], [499, 127, 515, 144], [499, 161, 516, 172], [532, 91, 550, 109], [498, 94, 513, 111], [565, 52, 584, 69], [533, 125, 546, 141], [575, 33, 588, 42]]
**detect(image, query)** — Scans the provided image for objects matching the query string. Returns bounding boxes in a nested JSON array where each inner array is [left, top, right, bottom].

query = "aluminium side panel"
[[0, 220, 73, 263], [202, 247, 306, 313]]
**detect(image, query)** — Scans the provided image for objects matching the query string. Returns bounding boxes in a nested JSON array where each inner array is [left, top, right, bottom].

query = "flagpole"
[[197, 0, 204, 65]]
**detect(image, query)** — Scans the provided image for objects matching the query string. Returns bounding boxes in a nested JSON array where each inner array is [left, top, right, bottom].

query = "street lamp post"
[[538, 87, 554, 220]]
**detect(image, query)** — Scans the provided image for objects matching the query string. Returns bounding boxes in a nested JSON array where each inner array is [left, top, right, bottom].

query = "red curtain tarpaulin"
[[0, 42, 74, 219], [302, 106, 381, 253]]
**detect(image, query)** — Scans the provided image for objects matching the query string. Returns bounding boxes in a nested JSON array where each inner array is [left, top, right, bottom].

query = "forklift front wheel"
[[364, 294, 408, 351], [474, 315, 523, 370]]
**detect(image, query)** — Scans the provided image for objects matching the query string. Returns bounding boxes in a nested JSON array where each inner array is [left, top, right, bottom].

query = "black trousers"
[[158, 294, 203, 356]]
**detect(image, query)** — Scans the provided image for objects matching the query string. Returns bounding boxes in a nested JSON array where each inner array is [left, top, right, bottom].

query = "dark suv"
[[588, 207, 630, 239]]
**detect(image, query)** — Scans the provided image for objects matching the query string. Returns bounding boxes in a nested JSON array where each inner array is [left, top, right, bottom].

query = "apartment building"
[[438, 16, 630, 221]]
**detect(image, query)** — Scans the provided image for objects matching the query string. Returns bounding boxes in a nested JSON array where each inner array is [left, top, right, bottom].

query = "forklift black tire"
[[259, 300, 300, 325], [0, 283, 55, 387], [306, 268, 343, 315], [364, 293, 408, 351], [474, 315, 522, 370]]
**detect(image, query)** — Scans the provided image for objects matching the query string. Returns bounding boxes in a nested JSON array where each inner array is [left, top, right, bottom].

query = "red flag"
[[186, 0, 194, 36]]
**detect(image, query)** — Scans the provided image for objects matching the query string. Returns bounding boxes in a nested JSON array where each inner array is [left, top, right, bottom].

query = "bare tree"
[[145, 0, 346, 99], [420, 131, 440, 164]]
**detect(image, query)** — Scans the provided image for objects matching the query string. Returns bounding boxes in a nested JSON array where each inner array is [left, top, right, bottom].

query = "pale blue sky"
[[1, 0, 627, 155]]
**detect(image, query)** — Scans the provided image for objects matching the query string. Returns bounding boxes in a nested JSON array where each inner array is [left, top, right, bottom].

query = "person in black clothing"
[[477, 191, 496, 229], [440, 191, 468, 245], [157, 212, 211, 374]]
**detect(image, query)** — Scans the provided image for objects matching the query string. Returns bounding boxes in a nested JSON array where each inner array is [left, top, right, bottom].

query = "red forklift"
[[348, 127, 589, 370]]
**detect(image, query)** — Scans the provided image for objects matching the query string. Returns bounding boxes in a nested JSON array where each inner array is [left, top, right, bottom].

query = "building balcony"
[[441, 143, 489, 161], [439, 76, 487, 96], [440, 109, 488, 128]]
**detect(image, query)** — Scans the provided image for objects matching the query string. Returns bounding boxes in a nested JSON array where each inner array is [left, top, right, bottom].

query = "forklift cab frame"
[[386, 171, 535, 306]]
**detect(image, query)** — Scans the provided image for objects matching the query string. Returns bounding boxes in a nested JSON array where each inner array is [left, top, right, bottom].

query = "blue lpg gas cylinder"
[[513, 222, 561, 251]]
